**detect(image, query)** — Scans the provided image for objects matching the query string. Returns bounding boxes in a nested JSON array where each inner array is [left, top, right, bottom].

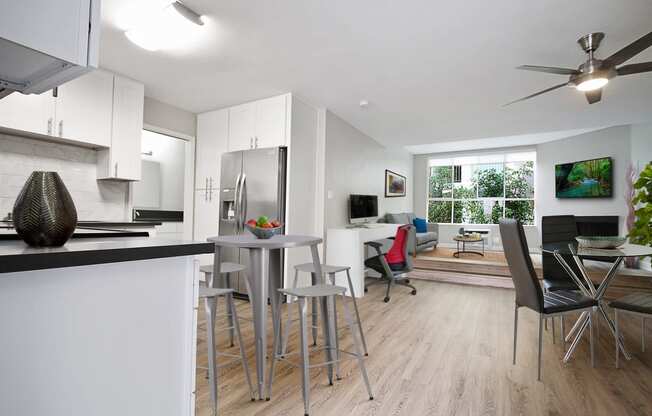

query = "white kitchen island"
[[0, 237, 213, 416]]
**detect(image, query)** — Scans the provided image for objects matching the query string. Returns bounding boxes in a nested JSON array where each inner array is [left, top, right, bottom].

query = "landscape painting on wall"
[[385, 170, 406, 197], [555, 157, 613, 198]]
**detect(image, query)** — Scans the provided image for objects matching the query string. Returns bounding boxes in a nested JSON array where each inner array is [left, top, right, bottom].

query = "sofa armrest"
[[426, 222, 439, 234]]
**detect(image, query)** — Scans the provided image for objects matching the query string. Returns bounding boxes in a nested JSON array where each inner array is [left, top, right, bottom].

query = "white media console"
[[326, 223, 400, 297]]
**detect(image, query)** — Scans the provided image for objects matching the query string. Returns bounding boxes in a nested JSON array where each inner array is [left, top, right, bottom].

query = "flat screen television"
[[349, 194, 378, 223], [555, 157, 613, 198]]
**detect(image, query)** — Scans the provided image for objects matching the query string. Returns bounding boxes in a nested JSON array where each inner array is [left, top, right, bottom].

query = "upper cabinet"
[[0, 70, 114, 148], [254, 95, 288, 149], [97, 76, 145, 181], [55, 70, 114, 147], [0, 0, 101, 96], [0, 90, 55, 136], [227, 103, 256, 151], [227, 94, 288, 151]]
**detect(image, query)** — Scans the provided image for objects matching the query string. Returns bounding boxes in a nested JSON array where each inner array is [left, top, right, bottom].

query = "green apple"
[[257, 216, 269, 227]]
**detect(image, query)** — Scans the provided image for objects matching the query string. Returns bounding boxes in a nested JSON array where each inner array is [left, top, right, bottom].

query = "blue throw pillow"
[[413, 217, 427, 233]]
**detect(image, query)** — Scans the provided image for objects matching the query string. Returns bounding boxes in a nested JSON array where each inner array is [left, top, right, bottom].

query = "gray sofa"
[[381, 212, 439, 254]]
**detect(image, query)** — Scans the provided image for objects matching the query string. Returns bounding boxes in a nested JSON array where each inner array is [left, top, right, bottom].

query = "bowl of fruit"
[[245, 216, 283, 239]]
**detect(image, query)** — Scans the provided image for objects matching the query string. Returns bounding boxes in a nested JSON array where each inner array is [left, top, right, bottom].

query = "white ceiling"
[[100, 0, 652, 148]]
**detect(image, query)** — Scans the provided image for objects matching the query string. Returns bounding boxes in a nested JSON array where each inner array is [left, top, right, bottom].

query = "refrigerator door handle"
[[234, 173, 242, 233], [239, 173, 247, 232]]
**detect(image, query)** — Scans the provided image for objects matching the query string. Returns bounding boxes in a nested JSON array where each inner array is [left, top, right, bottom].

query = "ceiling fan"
[[505, 31, 652, 106]]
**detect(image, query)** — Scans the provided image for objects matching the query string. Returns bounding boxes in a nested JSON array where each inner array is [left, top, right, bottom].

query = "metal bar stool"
[[266, 284, 373, 416], [611, 293, 652, 368], [200, 263, 247, 347], [199, 286, 255, 416], [281, 263, 369, 357]]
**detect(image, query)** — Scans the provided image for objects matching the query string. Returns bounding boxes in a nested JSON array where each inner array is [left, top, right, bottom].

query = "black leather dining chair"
[[500, 219, 597, 381]]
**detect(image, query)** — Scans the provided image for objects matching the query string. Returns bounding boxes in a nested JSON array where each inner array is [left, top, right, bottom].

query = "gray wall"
[[535, 125, 631, 229], [325, 111, 413, 229], [144, 97, 197, 137], [631, 122, 652, 172]]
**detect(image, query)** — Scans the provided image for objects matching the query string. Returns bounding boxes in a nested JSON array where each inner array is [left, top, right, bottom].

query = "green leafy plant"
[[629, 162, 652, 257]]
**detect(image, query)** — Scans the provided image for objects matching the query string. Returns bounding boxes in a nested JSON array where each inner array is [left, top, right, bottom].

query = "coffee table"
[[453, 235, 484, 257]]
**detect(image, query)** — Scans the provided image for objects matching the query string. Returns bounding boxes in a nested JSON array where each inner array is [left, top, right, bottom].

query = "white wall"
[[535, 125, 631, 233], [144, 97, 196, 138], [631, 122, 652, 172], [324, 111, 413, 229]]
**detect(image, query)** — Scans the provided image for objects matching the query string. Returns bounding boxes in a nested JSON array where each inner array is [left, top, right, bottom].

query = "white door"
[[227, 103, 255, 151], [196, 109, 228, 191], [194, 189, 219, 266], [55, 70, 114, 147], [0, 91, 55, 135], [254, 94, 287, 149], [110, 75, 144, 180]]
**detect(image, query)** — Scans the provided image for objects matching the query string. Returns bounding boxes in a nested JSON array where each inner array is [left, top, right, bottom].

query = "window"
[[427, 152, 535, 225]]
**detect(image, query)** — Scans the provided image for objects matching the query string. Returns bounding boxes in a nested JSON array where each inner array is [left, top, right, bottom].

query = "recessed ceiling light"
[[125, 1, 205, 52]]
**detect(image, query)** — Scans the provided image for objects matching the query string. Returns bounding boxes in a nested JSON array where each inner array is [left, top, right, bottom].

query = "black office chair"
[[500, 219, 597, 381], [364, 224, 417, 303]]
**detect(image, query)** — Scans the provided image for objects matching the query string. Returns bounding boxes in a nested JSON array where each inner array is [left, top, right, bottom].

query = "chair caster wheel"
[[405, 279, 410, 284], [369, 396, 374, 400], [384, 297, 390, 303], [265, 398, 270, 401], [364, 287, 368, 293], [251, 398, 256, 402], [411, 289, 417, 295]]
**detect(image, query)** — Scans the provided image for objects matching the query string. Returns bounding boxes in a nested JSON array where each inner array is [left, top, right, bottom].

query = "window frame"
[[426, 154, 535, 225]]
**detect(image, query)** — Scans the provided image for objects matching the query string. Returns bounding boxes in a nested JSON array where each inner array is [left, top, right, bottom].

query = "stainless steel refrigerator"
[[218, 147, 287, 296]]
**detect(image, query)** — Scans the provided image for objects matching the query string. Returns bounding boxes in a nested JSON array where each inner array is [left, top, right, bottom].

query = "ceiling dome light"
[[125, 1, 204, 52], [576, 77, 608, 92]]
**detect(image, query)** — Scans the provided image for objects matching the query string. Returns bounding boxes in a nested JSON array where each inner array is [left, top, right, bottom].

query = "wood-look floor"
[[195, 279, 652, 416]]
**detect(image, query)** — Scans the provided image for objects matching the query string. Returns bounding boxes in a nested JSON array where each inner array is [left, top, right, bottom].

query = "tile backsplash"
[[0, 133, 129, 221]]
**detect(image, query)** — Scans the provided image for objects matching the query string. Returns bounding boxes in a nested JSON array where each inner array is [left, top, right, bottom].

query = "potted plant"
[[629, 162, 652, 271]]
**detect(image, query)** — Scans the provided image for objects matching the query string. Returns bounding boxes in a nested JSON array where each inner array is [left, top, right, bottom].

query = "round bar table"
[[207, 234, 334, 401], [541, 242, 652, 363]]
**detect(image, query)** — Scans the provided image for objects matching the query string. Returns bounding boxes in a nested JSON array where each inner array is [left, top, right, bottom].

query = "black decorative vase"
[[12, 171, 78, 247]]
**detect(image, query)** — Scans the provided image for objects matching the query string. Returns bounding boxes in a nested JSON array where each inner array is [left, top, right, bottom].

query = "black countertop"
[[0, 228, 150, 241], [1, 220, 162, 228], [0, 237, 214, 274]]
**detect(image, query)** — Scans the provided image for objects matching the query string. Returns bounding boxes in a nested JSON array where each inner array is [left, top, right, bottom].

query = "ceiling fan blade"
[[585, 89, 602, 104], [516, 65, 580, 75], [603, 31, 652, 67], [617, 62, 652, 76], [503, 82, 568, 106]]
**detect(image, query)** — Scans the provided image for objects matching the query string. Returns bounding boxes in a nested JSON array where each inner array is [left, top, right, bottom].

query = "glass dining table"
[[541, 242, 652, 363]]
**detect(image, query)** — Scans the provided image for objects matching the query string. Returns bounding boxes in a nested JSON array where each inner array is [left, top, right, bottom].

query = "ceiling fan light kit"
[[506, 31, 652, 105]]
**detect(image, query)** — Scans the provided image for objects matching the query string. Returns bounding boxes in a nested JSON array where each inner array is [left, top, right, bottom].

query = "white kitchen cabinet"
[[227, 103, 256, 151], [196, 109, 228, 191], [254, 94, 287, 149], [0, 0, 100, 95], [0, 70, 113, 148], [193, 189, 219, 265], [55, 70, 114, 147], [97, 75, 144, 181], [0, 0, 96, 69], [226, 94, 288, 151], [0, 90, 56, 135]]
